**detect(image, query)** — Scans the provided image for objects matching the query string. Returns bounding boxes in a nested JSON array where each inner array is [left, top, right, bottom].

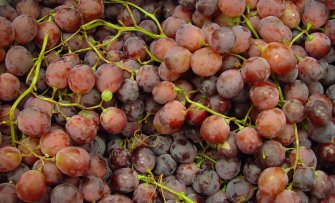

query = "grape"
[[152, 81, 177, 104], [240, 56, 271, 84], [150, 38, 177, 61], [176, 162, 200, 186], [40, 128, 71, 157], [236, 127, 262, 154], [0, 4, 18, 21], [17, 109, 51, 137], [121, 100, 144, 121], [226, 178, 254, 202], [154, 109, 180, 134], [215, 157, 241, 180], [148, 134, 173, 156], [158, 62, 181, 81], [282, 99, 305, 123], [172, 5, 192, 22], [0, 73, 20, 101], [284, 80, 309, 103], [118, 7, 141, 26], [16, 0, 40, 19], [136, 65, 161, 92], [137, 20, 158, 43], [208, 95, 231, 114], [325, 20, 335, 45], [191, 47, 222, 77], [109, 168, 139, 193], [0, 146, 21, 172], [202, 22, 220, 44], [32, 160, 63, 185], [153, 153, 177, 177], [35, 21, 61, 49], [175, 24, 205, 52], [196, 0, 218, 16], [163, 175, 187, 200], [7, 163, 29, 183], [292, 45, 308, 59], [243, 162, 262, 185], [79, 176, 104, 202], [55, 7, 82, 33], [302, 0, 329, 29], [133, 183, 157, 203], [45, 60, 69, 88], [218, 0, 246, 18], [306, 99, 332, 126], [293, 167, 316, 191], [246, 39, 267, 58], [290, 146, 317, 169], [305, 32, 331, 59], [87, 154, 107, 178], [18, 137, 42, 166], [131, 147, 156, 173], [231, 25, 251, 53], [24, 97, 54, 117], [200, 115, 230, 144], [249, 81, 279, 110], [221, 54, 242, 71], [206, 190, 229, 203], [259, 16, 292, 43], [16, 170, 46, 202], [274, 189, 300, 203], [192, 170, 221, 195], [0, 183, 20, 202], [77, 0, 103, 22], [311, 170, 332, 199], [123, 36, 147, 61], [65, 115, 97, 144], [316, 143, 335, 167], [164, 46, 192, 74], [159, 100, 187, 129], [170, 138, 197, 163], [100, 107, 127, 134], [0, 16, 14, 48], [256, 108, 286, 138], [55, 146, 91, 177], [199, 76, 218, 96], [258, 167, 288, 196], [257, 0, 285, 18], [309, 81, 324, 95], [209, 27, 236, 54], [216, 69, 244, 99], [11, 14, 38, 44], [279, 1, 301, 29], [67, 64, 95, 94], [274, 123, 295, 146], [256, 140, 285, 168], [262, 42, 297, 75], [50, 183, 84, 203], [162, 16, 187, 38]]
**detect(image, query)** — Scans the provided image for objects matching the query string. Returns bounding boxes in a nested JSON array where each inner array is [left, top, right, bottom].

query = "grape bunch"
[[0, 0, 335, 202]]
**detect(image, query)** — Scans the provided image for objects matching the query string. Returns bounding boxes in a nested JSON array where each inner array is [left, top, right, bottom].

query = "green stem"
[[106, 0, 166, 36], [137, 175, 195, 203], [175, 87, 244, 126], [241, 14, 259, 39], [9, 35, 49, 146], [226, 52, 246, 61], [271, 75, 286, 103]]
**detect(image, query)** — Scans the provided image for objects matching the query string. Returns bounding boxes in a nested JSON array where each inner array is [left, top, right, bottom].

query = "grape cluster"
[[0, 0, 335, 202]]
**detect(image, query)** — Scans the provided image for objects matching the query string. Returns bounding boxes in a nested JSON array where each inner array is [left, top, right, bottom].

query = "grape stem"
[[8, 35, 49, 147], [271, 74, 286, 104], [241, 14, 259, 39], [137, 175, 195, 203], [288, 23, 313, 47], [175, 87, 246, 128], [105, 0, 166, 36]]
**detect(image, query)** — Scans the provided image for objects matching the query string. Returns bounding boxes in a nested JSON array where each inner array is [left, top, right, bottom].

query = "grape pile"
[[0, 0, 335, 202]]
